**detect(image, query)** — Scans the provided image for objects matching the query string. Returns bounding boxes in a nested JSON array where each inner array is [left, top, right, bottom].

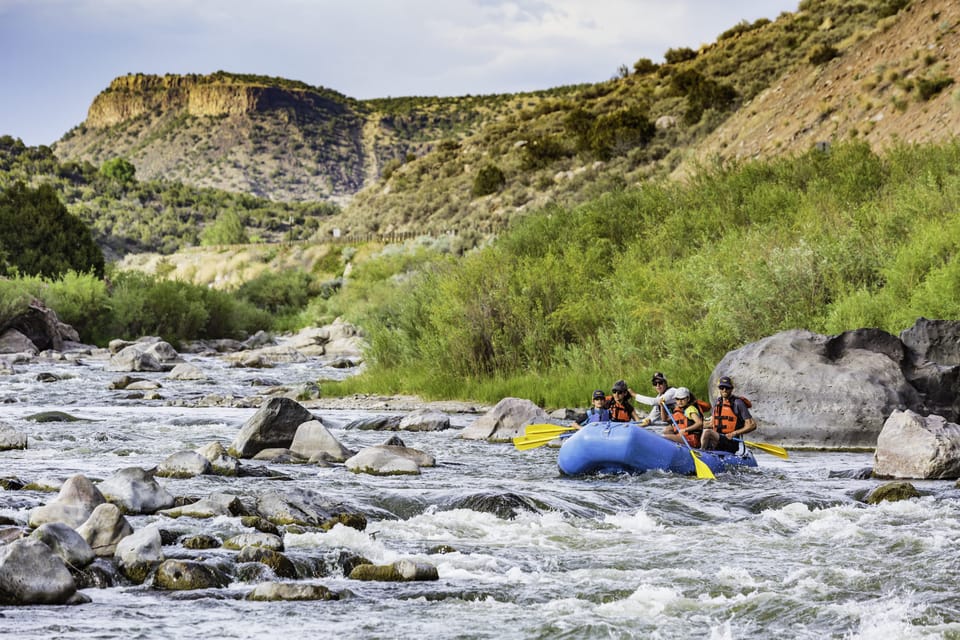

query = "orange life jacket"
[[672, 405, 702, 448], [712, 396, 751, 436], [609, 399, 635, 422]]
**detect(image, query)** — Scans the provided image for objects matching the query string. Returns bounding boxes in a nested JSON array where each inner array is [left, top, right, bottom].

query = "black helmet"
[[612, 379, 628, 393], [651, 372, 667, 385], [592, 389, 606, 400]]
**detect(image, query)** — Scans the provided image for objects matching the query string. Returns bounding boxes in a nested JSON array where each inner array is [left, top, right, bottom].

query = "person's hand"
[[640, 418, 650, 427]]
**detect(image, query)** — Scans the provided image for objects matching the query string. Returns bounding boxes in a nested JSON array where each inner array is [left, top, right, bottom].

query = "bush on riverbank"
[[333, 140, 960, 406]]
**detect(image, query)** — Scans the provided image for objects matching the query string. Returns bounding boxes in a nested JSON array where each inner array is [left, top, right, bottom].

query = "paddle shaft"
[[666, 405, 715, 480]]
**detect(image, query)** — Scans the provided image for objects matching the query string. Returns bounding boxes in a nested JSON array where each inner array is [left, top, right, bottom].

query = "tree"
[[99, 157, 136, 185], [0, 182, 105, 278], [200, 210, 249, 246]]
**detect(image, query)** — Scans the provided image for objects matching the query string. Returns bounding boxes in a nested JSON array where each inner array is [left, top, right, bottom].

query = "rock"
[[182, 534, 221, 550], [344, 444, 435, 476], [152, 559, 230, 591], [865, 481, 921, 504], [0, 328, 39, 355], [246, 582, 340, 601], [348, 559, 438, 582], [30, 522, 96, 569], [115, 526, 164, 584], [251, 448, 306, 463], [343, 415, 402, 430], [289, 420, 354, 462], [156, 451, 213, 478], [229, 397, 316, 458], [399, 409, 452, 432], [236, 547, 297, 579], [874, 410, 960, 479], [165, 362, 207, 380], [76, 503, 133, 556], [159, 492, 245, 519], [459, 397, 550, 441], [28, 474, 107, 529], [97, 467, 175, 514], [195, 441, 240, 476], [712, 329, 921, 448], [0, 423, 27, 450], [0, 538, 77, 605], [223, 532, 284, 551], [900, 318, 960, 423]]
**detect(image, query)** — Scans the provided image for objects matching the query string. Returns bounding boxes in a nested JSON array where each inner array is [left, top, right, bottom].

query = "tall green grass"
[[338, 140, 960, 406]]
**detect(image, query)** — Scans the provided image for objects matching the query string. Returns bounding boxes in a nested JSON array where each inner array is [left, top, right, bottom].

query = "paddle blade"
[[523, 424, 578, 437], [513, 432, 570, 451], [690, 451, 716, 480], [743, 440, 788, 459]]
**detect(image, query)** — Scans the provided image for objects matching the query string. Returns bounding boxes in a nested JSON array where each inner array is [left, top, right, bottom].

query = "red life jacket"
[[672, 405, 702, 448], [712, 396, 751, 436]]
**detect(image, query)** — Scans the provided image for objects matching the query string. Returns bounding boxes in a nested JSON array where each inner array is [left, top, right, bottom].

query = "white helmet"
[[674, 387, 690, 399]]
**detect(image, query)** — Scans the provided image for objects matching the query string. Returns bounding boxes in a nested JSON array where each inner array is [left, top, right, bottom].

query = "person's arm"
[[730, 400, 757, 437], [686, 406, 704, 433]]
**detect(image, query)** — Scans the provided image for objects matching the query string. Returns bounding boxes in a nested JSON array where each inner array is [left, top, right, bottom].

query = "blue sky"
[[1, 0, 799, 147]]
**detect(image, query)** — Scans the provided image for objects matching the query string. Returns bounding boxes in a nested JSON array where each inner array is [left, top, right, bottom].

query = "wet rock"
[[165, 362, 207, 380], [289, 420, 354, 462], [251, 448, 307, 463], [343, 415, 403, 431], [156, 451, 213, 478], [30, 522, 95, 569], [229, 397, 316, 458], [0, 538, 77, 605], [195, 441, 240, 476], [240, 516, 280, 535], [97, 467, 175, 514], [450, 492, 542, 519], [345, 444, 435, 476], [159, 492, 245, 519], [152, 559, 230, 591], [29, 474, 107, 528], [459, 397, 550, 441], [24, 411, 87, 423], [236, 547, 297, 579], [182, 534, 222, 550], [865, 481, 921, 504], [349, 559, 439, 582], [223, 532, 283, 551], [76, 503, 133, 556], [246, 582, 340, 601], [874, 410, 960, 479], [115, 526, 164, 584], [399, 409, 452, 432]]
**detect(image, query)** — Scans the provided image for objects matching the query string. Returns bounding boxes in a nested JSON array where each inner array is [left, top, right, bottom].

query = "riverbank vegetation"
[[331, 140, 960, 405]]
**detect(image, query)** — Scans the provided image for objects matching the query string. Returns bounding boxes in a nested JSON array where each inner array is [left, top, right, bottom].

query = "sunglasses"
[[718, 385, 732, 390]]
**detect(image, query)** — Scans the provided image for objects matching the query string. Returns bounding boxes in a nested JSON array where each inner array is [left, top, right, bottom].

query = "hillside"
[[54, 71, 570, 203], [683, 0, 960, 171]]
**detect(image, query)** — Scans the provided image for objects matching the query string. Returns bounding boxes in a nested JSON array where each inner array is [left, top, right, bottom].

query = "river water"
[[1, 349, 959, 639]]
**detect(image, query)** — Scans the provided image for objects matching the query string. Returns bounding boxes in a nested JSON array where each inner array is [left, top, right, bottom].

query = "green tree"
[[472, 164, 506, 197], [99, 157, 136, 184], [0, 182, 104, 278], [200, 210, 249, 246]]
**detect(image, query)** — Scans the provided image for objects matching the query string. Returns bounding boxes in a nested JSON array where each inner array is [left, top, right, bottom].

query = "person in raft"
[[609, 379, 642, 422], [578, 389, 612, 426], [662, 387, 705, 447], [637, 371, 677, 427], [701, 375, 756, 453]]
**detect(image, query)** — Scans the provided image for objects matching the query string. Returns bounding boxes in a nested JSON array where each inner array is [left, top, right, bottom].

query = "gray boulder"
[[399, 409, 452, 432], [115, 526, 164, 584], [153, 559, 230, 591], [247, 582, 340, 601], [156, 451, 213, 478], [97, 467, 175, 514], [874, 410, 960, 479], [30, 522, 95, 569], [229, 397, 315, 458], [459, 397, 550, 441], [712, 329, 920, 448], [28, 474, 107, 528], [0, 538, 78, 605], [290, 420, 354, 462], [345, 445, 435, 476], [76, 503, 134, 556], [195, 441, 240, 476]]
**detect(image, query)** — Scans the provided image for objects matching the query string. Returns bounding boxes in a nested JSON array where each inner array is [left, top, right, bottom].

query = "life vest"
[[672, 405, 703, 448], [583, 407, 612, 423], [609, 399, 635, 422], [712, 395, 751, 436]]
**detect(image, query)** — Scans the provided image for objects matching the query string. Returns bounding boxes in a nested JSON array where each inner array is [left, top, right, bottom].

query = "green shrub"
[[664, 47, 697, 64], [807, 44, 839, 65], [236, 269, 316, 316], [472, 164, 506, 197]]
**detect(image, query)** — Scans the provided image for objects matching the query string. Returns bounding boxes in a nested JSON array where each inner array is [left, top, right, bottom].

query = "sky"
[[1, 0, 799, 147]]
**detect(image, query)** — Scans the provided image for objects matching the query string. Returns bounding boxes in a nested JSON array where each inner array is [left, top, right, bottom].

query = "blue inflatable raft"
[[557, 421, 758, 476]]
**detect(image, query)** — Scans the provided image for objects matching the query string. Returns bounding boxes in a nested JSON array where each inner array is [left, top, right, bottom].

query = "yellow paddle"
[[522, 424, 579, 437], [742, 440, 788, 459], [666, 408, 715, 480], [512, 432, 574, 450]]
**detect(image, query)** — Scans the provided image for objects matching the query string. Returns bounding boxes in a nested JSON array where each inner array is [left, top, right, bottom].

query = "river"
[[0, 347, 958, 639]]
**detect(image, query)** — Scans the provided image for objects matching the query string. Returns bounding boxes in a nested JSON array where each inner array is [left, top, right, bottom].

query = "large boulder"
[[96, 467, 175, 514], [28, 474, 107, 529], [289, 420, 354, 462], [874, 410, 960, 479], [0, 538, 78, 605], [229, 397, 316, 458], [459, 397, 550, 441], [712, 329, 921, 448], [345, 444, 435, 476], [899, 318, 960, 422]]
